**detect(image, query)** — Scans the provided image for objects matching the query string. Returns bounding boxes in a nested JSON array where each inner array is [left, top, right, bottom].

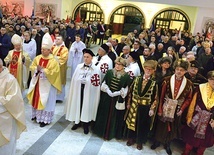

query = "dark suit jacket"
[[133, 49, 143, 56]]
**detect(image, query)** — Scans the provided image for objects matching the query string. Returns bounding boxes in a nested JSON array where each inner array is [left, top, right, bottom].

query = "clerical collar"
[[24, 39, 31, 43]]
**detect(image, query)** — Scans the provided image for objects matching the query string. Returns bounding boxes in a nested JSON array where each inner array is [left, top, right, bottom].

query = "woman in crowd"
[[93, 57, 131, 140]]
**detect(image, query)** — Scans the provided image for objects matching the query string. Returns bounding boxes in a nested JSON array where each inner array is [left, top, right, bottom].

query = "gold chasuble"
[[4, 50, 31, 91], [51, 45, 68, 85], [0, 67, 26, 147], [27, 54, 61, 110]]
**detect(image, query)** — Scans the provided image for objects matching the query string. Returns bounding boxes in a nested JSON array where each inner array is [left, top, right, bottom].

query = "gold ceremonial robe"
[[4, 50, 31, 91], [27, 54, 61, 110], [0, 67, 26, 147], [52, 45, 68, 85]]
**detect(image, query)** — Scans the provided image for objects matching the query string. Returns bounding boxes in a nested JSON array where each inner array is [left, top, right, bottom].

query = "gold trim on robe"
[[4, 50, 31, 91], [52, 45, 68, 85]]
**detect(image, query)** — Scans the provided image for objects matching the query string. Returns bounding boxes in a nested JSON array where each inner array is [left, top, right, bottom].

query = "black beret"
[[83, 48, 95, 57], [100, 44, 109, 53], [129, 52, 139, 61], [189, 60, 200, 68]]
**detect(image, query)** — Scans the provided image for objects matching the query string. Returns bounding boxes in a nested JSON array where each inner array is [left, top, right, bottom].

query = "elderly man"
[[0, 58, 26, 155], [121, 45, 131, 59], [52, 35, 68, 102], [126, 60, 158, 150], [27, 33, 61, 127], [4, 34, 31, 92], [185, 60, 207, 89], [65, 49, 101, 134], [182, 71, 214, 155], [125, 52, 141, 79], [151, 60, 193, 155], [93, 44, 113, 81], [68, 34, 86, 77]]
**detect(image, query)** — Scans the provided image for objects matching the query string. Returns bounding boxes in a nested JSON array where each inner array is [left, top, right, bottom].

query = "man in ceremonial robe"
[[51, 35, 68, 102], [93, 44, 113, 81], [182, 71, 214, 155], [125, 52, 141, 79], [68, 34, 86, 77], [126, 60, 158, 150], [27, 33, 61, 127], [0, 58, 26, 155], [65, 49, 101, 134], [4, 34, 31, 92], [151, 60, 193, 155], [185, 60, 207, 90]]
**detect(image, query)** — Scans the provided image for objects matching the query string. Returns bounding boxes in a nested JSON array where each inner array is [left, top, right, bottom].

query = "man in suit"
[[97, 21, 106, 45], [112, 38, 122, 56], [133, 40, 143, 55]]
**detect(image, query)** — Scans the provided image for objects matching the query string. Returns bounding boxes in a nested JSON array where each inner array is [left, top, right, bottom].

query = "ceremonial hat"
[[174, 60, 189, 70], [207, 71, 214, 80], [42, 33, 53, 49], [115, 57, 126, 66], [83, 48, 95, 57], [143, 60, 158, 70], [100, 44, 109, 53], [11, 34, 22, 45], [158, 57, 172, 65], [129, 52, 139, 61], [189, 60, 200, 68]]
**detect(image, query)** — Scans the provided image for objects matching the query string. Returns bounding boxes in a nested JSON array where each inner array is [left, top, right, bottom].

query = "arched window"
[[73, 2, 104, 22], [152, 9, 190, 31], [109, 5, 145, 35]]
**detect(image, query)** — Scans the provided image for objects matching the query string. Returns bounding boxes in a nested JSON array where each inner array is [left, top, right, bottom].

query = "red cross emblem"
[[100, 63, 109, 74], [91, 74, 100, 86], [128, 71, 134, 79]]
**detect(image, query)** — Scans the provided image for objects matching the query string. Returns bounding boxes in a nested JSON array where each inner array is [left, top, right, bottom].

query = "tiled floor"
[[15, 43, 214, 155]]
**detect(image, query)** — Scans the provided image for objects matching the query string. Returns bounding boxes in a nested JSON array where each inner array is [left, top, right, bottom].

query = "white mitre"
[[42, 33, 53, 49], [11, 34, 22, 45]]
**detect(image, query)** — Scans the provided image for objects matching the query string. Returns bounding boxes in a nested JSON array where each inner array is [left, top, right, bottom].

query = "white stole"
[[170, 74, 187, 99]]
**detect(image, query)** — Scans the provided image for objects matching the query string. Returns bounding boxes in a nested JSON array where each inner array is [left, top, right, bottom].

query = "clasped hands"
[[37, 65, 43, 71]]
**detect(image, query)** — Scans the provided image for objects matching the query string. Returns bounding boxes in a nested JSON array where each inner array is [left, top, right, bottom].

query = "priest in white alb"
[[65, 49, 101, 134], [67, 34, 86, 78], [27, 33, 61, 127], [0, 58, 26, 155]]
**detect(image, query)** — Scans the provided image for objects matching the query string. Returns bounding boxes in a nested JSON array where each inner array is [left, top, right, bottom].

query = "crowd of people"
[[0, 14, 214, 155]]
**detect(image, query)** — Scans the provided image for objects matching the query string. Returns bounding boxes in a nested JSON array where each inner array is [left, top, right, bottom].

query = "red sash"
[[32, 57, 49, 109], [9, 51, 20, 78]]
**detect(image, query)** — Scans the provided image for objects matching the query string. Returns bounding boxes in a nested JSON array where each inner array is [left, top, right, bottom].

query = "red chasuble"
[[9, 51, 20, 78]]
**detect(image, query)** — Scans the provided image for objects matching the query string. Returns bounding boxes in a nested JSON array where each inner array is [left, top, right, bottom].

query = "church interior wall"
[[1, 0, 213, 35]]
